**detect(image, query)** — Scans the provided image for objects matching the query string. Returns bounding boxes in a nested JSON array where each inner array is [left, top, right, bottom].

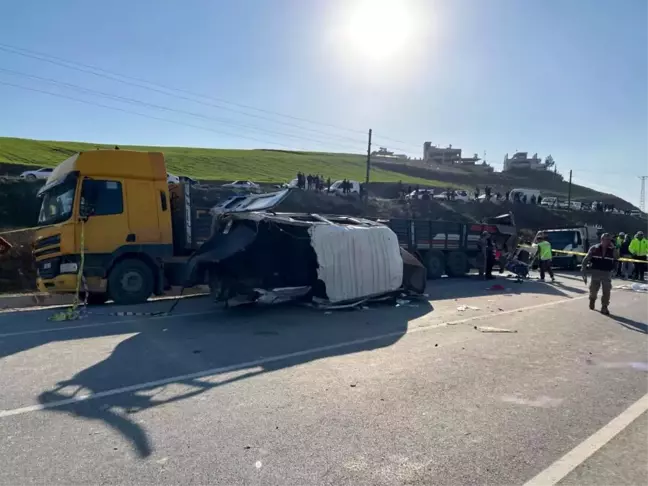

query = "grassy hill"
[[0, 136, 444, 187], [0, 136, 636, 209]]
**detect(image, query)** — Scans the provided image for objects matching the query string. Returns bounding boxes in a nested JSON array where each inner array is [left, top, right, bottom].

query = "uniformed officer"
[[581, 233, 618, 315]]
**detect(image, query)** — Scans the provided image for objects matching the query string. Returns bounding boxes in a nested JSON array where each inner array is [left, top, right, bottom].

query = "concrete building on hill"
[[503, 152, 554, 172], [423, 142, 493, 171]]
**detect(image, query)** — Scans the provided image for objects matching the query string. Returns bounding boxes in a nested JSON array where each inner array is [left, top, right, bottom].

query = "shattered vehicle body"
[[184, 189, 426, 306]]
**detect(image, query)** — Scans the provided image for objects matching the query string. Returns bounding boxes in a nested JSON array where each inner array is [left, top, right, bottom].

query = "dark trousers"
[[633, 255, 647, 281], [539, 259, 554, 280], [485, 256, 494, 277]]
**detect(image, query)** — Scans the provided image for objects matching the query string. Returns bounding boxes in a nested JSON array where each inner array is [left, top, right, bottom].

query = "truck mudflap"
[[183, 189, 426, 307]]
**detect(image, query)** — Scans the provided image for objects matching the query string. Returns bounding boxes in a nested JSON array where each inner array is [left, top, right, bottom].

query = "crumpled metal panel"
[[308, 224, 403, 303]]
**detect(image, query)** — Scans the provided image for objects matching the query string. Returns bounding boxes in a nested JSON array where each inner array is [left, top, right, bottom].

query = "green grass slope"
[[0, 137, 445, 186]]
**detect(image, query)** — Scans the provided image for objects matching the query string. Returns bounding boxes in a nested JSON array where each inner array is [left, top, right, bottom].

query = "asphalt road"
[[0, 273, 646, 485]]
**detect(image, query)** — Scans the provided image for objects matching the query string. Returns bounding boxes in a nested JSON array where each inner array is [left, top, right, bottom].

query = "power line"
[[0, 42, 374, 144], [0, 67, 364, 152], [0, 79, 354, 152]]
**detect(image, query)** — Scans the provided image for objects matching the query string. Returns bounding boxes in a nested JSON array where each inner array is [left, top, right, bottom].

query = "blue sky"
[[1, 0, 646, 205]]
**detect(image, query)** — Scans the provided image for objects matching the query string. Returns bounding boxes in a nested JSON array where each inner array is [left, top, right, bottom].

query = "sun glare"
[[338, 0, 422, 62]]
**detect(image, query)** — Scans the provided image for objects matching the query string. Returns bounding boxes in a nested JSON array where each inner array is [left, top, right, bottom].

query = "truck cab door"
[[79, 179, 131, 262]]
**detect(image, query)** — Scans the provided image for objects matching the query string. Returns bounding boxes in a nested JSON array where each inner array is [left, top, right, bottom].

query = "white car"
[[222, 180, 261, 192], [167, 173, 181, 184], [433, 190, 471, 202], [20, 167, 53, 181], [405, 189, 434, 200], [329, 179, 360, 195]]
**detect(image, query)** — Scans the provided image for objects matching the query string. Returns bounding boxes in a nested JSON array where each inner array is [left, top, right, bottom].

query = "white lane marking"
[[0, 293, 210, 317], [0, 295, 587, 418], [523, 392, 648, 486], [0, 310, 215, 338]]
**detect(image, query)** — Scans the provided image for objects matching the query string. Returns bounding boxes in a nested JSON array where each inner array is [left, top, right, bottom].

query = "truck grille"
[[34, 234, 61, 250]]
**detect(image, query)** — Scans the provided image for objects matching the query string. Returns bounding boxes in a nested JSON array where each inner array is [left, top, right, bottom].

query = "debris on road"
[[474, 325, 518, 333], [457, 305, 480, 311], [486, 284, 506, 291]]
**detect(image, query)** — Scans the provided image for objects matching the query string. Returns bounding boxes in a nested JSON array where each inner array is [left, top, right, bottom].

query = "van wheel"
[[446, 251, 468, 277], [108, 259, 154, 305], [425, 250, 446, 279], [569, 256, 578, 270]]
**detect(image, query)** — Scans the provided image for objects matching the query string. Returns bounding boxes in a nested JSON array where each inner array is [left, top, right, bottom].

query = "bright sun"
[[337, 0, 421, 62]]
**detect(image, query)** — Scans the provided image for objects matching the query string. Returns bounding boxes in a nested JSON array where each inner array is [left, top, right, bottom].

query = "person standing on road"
[[619, 233, 633, 280], [478, 231, 496, 279], [629, 231, 647, 281], [534, 232, 555, 282], [582, 233, 618, 315]]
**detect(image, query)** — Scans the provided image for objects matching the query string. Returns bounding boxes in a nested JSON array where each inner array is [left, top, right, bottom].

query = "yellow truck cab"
[[34, 150, 210, 304]]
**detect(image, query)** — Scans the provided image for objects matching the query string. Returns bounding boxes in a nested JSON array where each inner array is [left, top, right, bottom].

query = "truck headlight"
[[59, 262, 78, 274]]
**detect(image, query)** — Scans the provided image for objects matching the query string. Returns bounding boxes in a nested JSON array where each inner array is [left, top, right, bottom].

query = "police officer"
[[581, 233, 618, 315]]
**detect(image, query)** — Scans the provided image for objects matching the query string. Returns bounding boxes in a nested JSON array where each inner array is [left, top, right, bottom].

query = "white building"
[[503, 152, 552, 172]]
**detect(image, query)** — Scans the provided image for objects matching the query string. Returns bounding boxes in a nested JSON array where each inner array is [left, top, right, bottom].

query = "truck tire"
[[446, 251, 468, 277], [425, 250, 446, 279], [568, 256, 578, 270], [107, 258, 154, 305]]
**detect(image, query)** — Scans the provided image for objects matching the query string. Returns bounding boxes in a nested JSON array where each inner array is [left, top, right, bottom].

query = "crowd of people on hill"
[[295, 172, 329, 191], [294, 173, 360, 195]]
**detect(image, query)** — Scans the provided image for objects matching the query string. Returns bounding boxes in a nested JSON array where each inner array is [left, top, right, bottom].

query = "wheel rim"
[[120, 271, 143, 293]]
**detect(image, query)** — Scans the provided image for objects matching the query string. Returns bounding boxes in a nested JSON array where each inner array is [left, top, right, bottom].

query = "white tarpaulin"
[[308, 224, 403, 303]]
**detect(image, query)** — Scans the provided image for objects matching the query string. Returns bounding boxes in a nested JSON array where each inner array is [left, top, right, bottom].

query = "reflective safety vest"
[[536, 240, 552, 260], [629, 238, 648, 257]]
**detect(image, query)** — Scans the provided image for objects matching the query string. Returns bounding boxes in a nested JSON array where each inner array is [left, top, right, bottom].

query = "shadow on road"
[[32, 299, 431, 458], [609, 314, 647, 334], [425, 274, 586, 302]]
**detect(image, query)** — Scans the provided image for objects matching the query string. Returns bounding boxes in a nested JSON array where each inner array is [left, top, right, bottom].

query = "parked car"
[[20, 167, 53, 181], [405, 189, 434, 200], [167, 172, 181, 184], [222, 180, 261, 192], [508, 188, 540, 203], [570, 201, 582, 211], [433, 190, 471, 202], [329, 179, 360, 195], [540, 196, 558, 208]]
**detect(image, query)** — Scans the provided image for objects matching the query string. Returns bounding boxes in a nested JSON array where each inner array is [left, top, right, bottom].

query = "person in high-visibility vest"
[[533, 232, 555, 282], [629, 231, 648, 281]]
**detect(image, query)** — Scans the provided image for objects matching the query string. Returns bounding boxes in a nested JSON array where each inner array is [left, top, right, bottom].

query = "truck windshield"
[[545, 231, 578, 249], [38, 177, 77, 226]]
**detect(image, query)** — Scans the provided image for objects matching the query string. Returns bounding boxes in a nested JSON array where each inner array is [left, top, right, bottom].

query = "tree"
[[544, 155, 555, 168]]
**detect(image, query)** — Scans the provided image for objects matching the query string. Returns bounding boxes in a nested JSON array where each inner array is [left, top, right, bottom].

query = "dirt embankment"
[[1, 183, 646, 294]]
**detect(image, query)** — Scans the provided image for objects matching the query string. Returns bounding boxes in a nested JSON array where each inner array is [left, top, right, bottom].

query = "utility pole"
[[639, 175, 647, 212], [364, 129, 372, 198], [567, 169, 572, 209]]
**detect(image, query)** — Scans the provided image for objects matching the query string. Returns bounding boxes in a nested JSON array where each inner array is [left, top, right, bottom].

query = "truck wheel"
[[425, 250, 446, 279], [569, 256, 577, 270], [107, 259, 154, 305], [446, 251, 468, 277]]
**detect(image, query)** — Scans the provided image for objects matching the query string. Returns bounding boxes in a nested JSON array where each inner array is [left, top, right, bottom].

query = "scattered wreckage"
[[184, 189, 426, 307]]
